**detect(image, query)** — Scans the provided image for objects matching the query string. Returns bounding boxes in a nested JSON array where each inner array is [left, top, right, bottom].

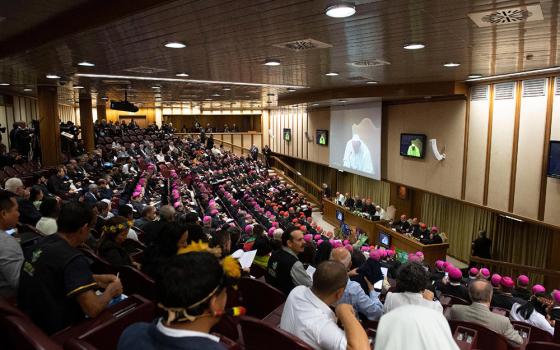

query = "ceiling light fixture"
[[151, 85, 161, 89], [222, 87, 231, 91], [287, 88, 296, 92], [311, 103, 320, 106], [101, 96, 108, 100], [465, 66, 560, 82], [325, 72, 339, 76], [164, 41, 186, 49], [467, 74, 483, 79], [403, 43, 425, 50], [443, 62, 461, 68], [46, 74, 61, 79], [0, 83, 9, 86], [205, 98, 213, 101], [264, 59, 281, 66], [338, 99, 347, 103], [212, 93, 221, 97], [325, 2, 356, 18], [76, 73, 307, 89], [175, 72, 190, 77], [366, 81, 379, 84], [23, 88, 32, 92], [78, 61, 95, 67], [73, 86, 84, 89]]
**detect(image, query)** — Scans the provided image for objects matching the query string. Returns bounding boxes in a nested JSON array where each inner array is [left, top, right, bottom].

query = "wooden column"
[[79, 95, 95, 152], [97, 102, 107, 120], [37, 85, 62, 166]]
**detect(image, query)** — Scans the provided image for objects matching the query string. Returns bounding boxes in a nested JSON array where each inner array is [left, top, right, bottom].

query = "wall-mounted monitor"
[[283, 128, 291, 142], [400, 133, 427, 159], [316, 129, 329, 146], [378, 231, 391, 248], [336, 209, 344, 222], [548, 141, 560, 178]]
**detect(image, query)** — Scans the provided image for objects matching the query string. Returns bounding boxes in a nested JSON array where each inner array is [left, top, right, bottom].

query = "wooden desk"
[[323, 199, 449, 266]]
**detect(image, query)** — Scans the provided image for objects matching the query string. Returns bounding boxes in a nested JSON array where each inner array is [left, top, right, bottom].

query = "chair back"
[[554, 321, 560, 344], [4, 315, 63, 350], [511, 320, 553, 343], [63, 338, 99, 350], [78, 246, 116, 274], [117, 265, 157, 300], [238, 277, 285, 319], [453, 326, 478, 350], [526, 341, 560, 350], [441, 294, 470, 306], [491, 306, 510, 317], [212, 333, 241, 350], [239, 316, 314, 350], [249, 264, 267, 279], [448, 321, 509, 350], [512, 322, 531, 347]]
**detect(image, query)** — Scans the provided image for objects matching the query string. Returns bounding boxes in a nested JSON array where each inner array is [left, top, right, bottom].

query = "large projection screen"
[[329, 102, 382, 180]]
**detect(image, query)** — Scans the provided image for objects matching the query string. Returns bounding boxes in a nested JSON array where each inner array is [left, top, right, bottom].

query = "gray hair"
[[159, 205, 176, 222], [469, 279, 493, 303], [4, 177, 24, 194]]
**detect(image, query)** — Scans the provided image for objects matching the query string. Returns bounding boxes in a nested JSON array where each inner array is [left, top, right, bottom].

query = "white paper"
[[381, 267, 388, 277], [374, 280, 383, 290], [306, 265, 316, 280], [231, 249, 244, 259], [238, 250, 257, 269]]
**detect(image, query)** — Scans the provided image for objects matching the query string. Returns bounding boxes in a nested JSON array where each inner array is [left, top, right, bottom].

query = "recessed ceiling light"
[[264, 59, 281, 66], [78, 61, 95, 67], [46, 74, 61, 79], [212, 93, 221, 97], [0, 83, 9, 86], [325, 72, 339, 76], [443, 62, 461, 68], [467, 74, 483, 79], [222, 87, 231, 91], [403, 43, 425, 50], [338, 99, 347, 103], [73, 86, 84, 89], [101, 96, 108, 100], [164, 41, 186, 49], [312, 103, 320, 106], [205, 98, 213, 101], [23, 88, 32, 92], [176, 72, 189, 77], [325, 2, 356, 18], [287, 88, 296, 92], [366, 81, 379, 84], [151, 85, 160, 89]]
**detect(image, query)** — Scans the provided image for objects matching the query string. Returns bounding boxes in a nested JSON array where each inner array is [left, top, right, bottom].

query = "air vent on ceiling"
[[555, 77, 560, 95], [470, 85, 488, 101], [123, 66, 167, 74], [494, 82, 515, 100], [348, 59, 391, 67], [102, 80, 131, 85], [522, 78, 546, 97], [273, 38, 332, 51], [468, 4, 544, 27]]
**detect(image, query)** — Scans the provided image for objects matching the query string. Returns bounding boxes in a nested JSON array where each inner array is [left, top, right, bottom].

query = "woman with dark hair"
[[142, 223, 188, 281], [510, 294, 555, 335], [210, 229, 231, 258], [98, 216, 137, 268], [383, 262, 443, 313]]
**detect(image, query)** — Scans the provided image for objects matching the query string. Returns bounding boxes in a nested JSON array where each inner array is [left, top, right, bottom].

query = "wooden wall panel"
[[513, 84, 548, 219], [465, 95, 490, 204], [487, 96, 516, 211], [232, 133, 242, 149], [0, 104, 8, 148], [544, 88, 560, 225], [385, 100, 466, 199]]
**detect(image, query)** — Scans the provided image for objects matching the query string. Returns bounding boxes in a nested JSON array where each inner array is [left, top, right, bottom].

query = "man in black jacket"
[[48, 166, 71, 197], [472, 230, 492, 259], [5, 177, 41, 225]]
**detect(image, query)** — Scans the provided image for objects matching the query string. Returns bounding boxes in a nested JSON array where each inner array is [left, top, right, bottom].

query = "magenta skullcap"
[[444, 263, 455, 272], [449, 267, 463, 282], [210, 209, 219, 215], [552, 290, 560, 303], [517, 275, 530, 286], [314, 234, 321, 241], [469, 267, 479, 278], [303, 234, 312, 243], [202, 216, 212, 224], [532, 284, 546, 294], [380, 250, 388, 258], [408, 254, 420, 263], [343, 239, 349, 245], [317, 239, 324, 245], [501, 276, 514, 289], [370, 250, 382, 262], [360, 246, 370, 252], [435, 260, 445, 270], [416, 251, 424, 259], [244, 225, 253, 234], [490, 274, 502, 287], [480, 268, 490, 278], [344, 244, 353, 252], [268, 227, 275, 237], [387, 250, 395, 257]]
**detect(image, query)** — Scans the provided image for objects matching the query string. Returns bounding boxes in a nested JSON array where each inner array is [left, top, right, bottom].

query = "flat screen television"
[[400, 133, 427, 159], [316, 129, 329, 146], [548, 141, 560, 178], [378, 231, 391, 248], [336, 209, 344, 222], [283, 128, 291, 142]]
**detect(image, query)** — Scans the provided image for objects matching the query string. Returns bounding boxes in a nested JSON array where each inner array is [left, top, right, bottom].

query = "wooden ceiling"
[[0, 0, 558, 106]]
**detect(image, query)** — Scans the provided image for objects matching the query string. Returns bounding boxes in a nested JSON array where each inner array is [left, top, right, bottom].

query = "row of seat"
[[0, 163, 53, 186]]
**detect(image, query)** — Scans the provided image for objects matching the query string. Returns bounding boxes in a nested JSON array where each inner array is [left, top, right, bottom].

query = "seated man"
[[119, 251, 238, 350], [266, 226, 312, 295], [491, 276, 525, 310], [392, 214, 410, 232], [436, 267, 470, 302], [18, 202, 123, 334], [511, 275, 531, 301], [5, 177, 41, 225], [280, 261, 370, 350], [330, 247, 383, 321], [0, 190, 23, 298], [447, 279, 523, 347]]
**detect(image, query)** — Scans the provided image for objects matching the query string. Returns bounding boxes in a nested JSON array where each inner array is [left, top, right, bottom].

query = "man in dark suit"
[[436, 267, 470, 302], [491, 276, 526, 310], [472, 230, 492, 259], [84, 184, 99, 205], [48, 166, 71, 197], [344, 194, 354, 209], [392, 214, 410, 232], [447, 279, 523, 347]]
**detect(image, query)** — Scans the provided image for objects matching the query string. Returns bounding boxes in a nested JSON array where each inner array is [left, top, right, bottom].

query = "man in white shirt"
[[280, 261, 369, 350], [342, 134, 373, 174]]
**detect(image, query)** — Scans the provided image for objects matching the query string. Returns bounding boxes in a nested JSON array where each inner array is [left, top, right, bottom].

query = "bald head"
[[330, 247, 351, 269], [469, 279, 493, 304], [312, 261, 348, 297]]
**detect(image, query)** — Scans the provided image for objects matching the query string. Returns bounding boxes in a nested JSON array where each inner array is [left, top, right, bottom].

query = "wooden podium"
[[323, 199, 449, 266]]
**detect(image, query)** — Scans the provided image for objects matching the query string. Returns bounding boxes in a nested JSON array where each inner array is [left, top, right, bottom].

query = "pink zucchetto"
[[532, 284, 546, 295], [552, 290, 560, 304], [244, 225, 253, 234], [202, 216, 212, 224], [435, 260, 445, 271], [517, 275, 530, 287], [314, 234, 321, 241], [448, 268, 463, 282], [344, 244, 353, 252], [268, 227, 275, 237], [386, 250, 395, 257], [479, 268, 490, 279], [370, 250, 382, 262], [317, 239, 324, 245], [490, 274, 502, 287], [303, 234, 312, 243], [500, 276, 514, 289], [360, 246, 370, 252], [469, 267, 479, 279]]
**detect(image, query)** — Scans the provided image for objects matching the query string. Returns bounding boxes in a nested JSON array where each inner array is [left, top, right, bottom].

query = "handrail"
[[470, 256, 560, 277], [271, 156, 323, 192], [271, 166, 321, 205], [219, 139, 250, 155]]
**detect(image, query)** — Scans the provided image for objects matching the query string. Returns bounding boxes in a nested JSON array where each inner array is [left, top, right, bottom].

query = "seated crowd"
[[331, 190, 387, 221], [0, 125, 558, 350]]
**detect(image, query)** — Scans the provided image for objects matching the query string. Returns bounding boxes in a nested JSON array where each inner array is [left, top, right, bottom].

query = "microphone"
[[213, 306, 246, 317]]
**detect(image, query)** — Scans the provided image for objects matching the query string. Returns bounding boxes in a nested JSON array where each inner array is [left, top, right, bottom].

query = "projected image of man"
[[343, 134, 373, 173], [407, 139, 422, 157]]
